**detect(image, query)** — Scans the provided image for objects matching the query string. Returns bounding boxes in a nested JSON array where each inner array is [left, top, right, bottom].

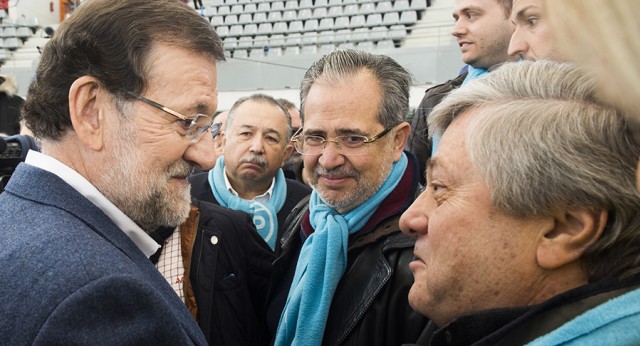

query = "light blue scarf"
[[431, 65, 488, 155], [275, 153, 408, 345], [208, 156, 286, 250]]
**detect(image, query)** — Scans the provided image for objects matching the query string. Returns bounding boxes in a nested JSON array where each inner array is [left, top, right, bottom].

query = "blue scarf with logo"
[[208, 156, 285, 250], [275, 153, 408, 345]]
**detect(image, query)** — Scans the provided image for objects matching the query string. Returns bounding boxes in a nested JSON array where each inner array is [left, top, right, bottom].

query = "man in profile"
[[0, 0, 224, 343], [401, 61, 640, 345]]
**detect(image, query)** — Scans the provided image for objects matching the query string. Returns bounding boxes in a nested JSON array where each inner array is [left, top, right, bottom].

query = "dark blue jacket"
[[0, 163, 207, 345]]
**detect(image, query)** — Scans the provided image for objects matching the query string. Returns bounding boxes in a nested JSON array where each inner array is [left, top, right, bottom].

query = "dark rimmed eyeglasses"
[[291, 125, 395, 157], [126, 92, 214, 142]]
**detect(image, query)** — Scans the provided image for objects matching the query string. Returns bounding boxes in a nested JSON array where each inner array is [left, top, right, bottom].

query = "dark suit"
[[0, 163, 207, 345], [189, 171, 311, 255]]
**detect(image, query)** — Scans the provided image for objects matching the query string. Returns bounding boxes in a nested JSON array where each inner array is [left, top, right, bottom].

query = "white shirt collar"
[[25, 150, 160, 258], [222, 169, 275, 204]]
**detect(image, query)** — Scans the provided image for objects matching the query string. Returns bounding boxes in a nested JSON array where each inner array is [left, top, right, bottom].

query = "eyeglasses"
[[291, 125, 395, 157], [210, 121, 223, 138], [126, 92, 214, 142]]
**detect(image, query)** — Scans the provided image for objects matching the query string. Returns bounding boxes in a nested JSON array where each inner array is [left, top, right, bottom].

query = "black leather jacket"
[[406, 72, 467, 185], [266, 152, 429, 345]]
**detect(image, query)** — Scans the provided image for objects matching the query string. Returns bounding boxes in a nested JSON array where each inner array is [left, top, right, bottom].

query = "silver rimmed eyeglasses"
[[127, 92, 214, 142], [291, 125, 395, 157]]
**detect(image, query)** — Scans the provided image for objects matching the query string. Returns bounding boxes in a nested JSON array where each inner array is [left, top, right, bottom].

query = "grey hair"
[[299, 49, 412, 128], [227, 93, 293, 142], [430, 60, 640, 281]]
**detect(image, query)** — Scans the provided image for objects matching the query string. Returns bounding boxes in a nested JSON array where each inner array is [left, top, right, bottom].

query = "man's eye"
[[304, 136, 324, 145], [177, 119, 192, 130], [528, 17, 539, 27], [341, 136, 365, 147]]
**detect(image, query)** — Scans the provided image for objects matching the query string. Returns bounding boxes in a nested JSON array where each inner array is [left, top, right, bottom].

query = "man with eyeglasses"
[[266, 49, 428, 345], [0, 0, 222, 343]]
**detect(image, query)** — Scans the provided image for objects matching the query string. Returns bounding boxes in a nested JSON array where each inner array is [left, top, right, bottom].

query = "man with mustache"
[[190, 94, 310, 253], [0, 0, 222, 343], [266, 49, 428, 345]]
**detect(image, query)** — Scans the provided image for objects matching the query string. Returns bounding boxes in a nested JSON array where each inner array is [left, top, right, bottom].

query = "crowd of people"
[[0, 0, 639, 344]]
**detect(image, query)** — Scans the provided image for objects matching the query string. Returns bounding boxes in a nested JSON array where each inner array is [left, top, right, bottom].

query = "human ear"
[[68, 76, 105, 151], [537, 207, 607, 270], [392, 122, 410, 161], [281, 142, 294, 165]]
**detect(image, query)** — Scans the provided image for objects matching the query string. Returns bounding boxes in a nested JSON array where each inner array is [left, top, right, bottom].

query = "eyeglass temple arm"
[[128, 92, 188, 120]]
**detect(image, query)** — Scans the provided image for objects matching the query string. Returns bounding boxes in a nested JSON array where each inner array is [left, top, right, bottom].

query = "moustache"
[[313, 164, 360, 182], [167, 160, 195, 178], [239, 155, 268, 168]]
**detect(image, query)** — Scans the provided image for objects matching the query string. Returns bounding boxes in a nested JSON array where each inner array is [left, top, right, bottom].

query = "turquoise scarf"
[[208, 156, 286, 250], [275, 153, 408, 345]]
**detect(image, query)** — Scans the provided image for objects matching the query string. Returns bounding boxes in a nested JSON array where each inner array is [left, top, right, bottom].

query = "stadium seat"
[[399, 10, 418, 24], [349, 15, 366, 28], [244, 3, 257, 13], [376, 1, 392, 13], [218, 5, 230, 15], [343, 4, 358, 16], [300, 0, 313, 8], [254, 12, 267, 23], [271, 1, 285, 11], [273, 22, 288, 34], [312, 8, 328, 19], [285, 0, 298, 10], [289, 20, 304, 32], [334, 29, 352, 43], [301, 31, 318, 46], [376, 39, 395, 49], [315, 0, 328, 7], [229, 24, 243, 36], [338, 42, 355, 49], [268, 11, 282, 22], [231, 4, 243, 14], [351, 27, 369, 42], [285, 32, 303, 46], [254, 35, 269, 47], [244, 23, 258, 36], [257, 2, 270, 12], [334, 16, 350, 30], [225, 14, 239, 25], [223, 36, 238, 49], [393, 0, 410, 12], [318, 18, 334, 31], [303, 19, 319, 32], [359, 3, 375, 14], [265, 47, 283, 56], [356, 41, 375, 51], [238, 13, 253, 24], [410, 0, 427, 10], [369, 26, 388, 41], [283, 10, 297, 21], [204, 6, 217, 18], [365, 13, 382, 27], [317, 30, 335, 44], [298, 8, 312, 21], [328, 5, 343, 17], [382, 12, 400, 26], [269, 34, 286, 46], [237, 36, 253, 48], [216, 25, 230, 37], [388, 25, 407, 40], [211, 16, 224, 26], [258, 22, 273, 34]]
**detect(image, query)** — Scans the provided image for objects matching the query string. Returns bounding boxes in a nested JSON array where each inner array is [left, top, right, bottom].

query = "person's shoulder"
[[285, 178, 311, 196], [195, 198, 254, 227]]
